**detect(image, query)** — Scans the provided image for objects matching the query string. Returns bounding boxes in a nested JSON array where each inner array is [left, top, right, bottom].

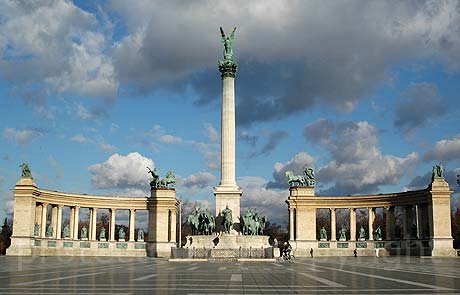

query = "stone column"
[[350, 208, 356, 241], [330, 208, 336, 241], [214, 58, 242, 224], [91, 208, 97, 241], [56, 205, 63, 239], [70, 207, 75, 239], [430, 178, 455, 256], [403, 205, 413, 239], [35, 205, 42, 227], [73, 206, 80, 240], [368, 207, 375, 241], [289, 208, 295, 241], [51, 206, 58, 238], [40, 203, 48, 238], [110, 208, 116, 242], [170, 209, 177, 242], [129, 209, 136, 242], [385, 206, 394, 240]]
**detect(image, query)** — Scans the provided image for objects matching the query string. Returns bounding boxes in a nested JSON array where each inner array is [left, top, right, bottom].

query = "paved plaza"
[[0, 256, 459, 294]]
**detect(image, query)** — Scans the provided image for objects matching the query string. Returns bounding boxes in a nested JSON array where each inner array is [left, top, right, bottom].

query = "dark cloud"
[[405, 169, 459, 194], [239, 131, 258, 147], [394, 83, 447, 135], [248, 130, 288, 158], [303, 119, 418, 195], [109, 0, 460, 125], [266, 152, 315, 189]]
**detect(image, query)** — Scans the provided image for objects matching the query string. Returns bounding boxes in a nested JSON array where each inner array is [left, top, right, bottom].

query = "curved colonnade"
[[287, 178, 455, 256], [7, 178, 178, 257]]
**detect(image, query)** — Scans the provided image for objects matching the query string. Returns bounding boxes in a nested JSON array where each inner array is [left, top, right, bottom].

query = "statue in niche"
[[358, 226, 366, 241], [34, 223, 40, 236], [20, 163, 32, 178], [339, 227, 347, 241], [320, 226, 327, 241], [81, 226, 88, 240], [99, 227, 106, 241], [220, 27, 236, 61], [221, 205, 233, 234], [119, 227, 126, 241], [375, 225, 382, 241], [63, 224, 70, 238], [432, 163, 444, 181], [46, 224, 53, 237], [137, 229, 144, 241]]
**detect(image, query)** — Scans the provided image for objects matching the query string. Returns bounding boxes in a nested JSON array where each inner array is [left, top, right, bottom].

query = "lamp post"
[[178, 199, 182, 248]]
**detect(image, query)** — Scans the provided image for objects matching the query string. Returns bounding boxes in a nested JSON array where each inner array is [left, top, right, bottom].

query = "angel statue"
[[220, 27, 236, 61]]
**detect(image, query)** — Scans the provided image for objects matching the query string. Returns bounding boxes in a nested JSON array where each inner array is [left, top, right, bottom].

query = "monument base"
[[147, 241, 176, 258]]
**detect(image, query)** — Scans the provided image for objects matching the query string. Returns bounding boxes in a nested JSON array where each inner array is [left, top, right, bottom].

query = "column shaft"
[[73, 206, 80, 240], [350, 208, 356, 241], [70, 207, 75, 239], [91, 208, 97, 241], [40, 204, 48, 238], [56, 206, 63, 239], [289, 209, 295, 241], [368, 207, 375, 241], [330, 208, 336, 241], [129, 209, 136, 241], [386, 206, 394, 240], [110, 209, 116, 241], [51, 206, 58, 238]]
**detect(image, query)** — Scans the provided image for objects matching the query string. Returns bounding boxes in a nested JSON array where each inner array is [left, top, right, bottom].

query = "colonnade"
[[34, 204, 144, 242]]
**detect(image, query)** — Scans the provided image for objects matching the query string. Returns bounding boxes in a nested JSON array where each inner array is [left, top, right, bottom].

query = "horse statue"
[[199, 209, 215, 235], [158, 171, 176, 188], [285, 171, 305, 187], [187, 206, 201, 235], [147, 167, 160, 188]]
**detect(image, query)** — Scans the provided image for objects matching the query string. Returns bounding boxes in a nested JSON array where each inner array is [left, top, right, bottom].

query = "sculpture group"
[[147, 167, 175, 189], [240, 209, 267, 236], [187, 207, 215, 235], [285, 166, 316, 187]]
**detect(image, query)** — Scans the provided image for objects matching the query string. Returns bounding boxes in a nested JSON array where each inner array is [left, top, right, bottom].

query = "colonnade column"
[[350, 208, 356, 241], [403, 205, 413, 239], [330, 208, 336, 241], [91, 208, 97, 241], [51, 206, 58, 238], [70, 207, 75, 239], [368, 207, 375, 241], [129, 209, 136, 242], [386, 206, 394, 240], [73, 206, 80, 240], [40, 203, 48, 238], [110, 208, 116, 242], [56, 205, 63, 239], [170, 209, 177, 243], [289, 208, 295, 241]]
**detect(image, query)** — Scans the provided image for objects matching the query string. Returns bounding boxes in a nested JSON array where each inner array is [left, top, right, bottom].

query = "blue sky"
[[1, 0, 460, 226]]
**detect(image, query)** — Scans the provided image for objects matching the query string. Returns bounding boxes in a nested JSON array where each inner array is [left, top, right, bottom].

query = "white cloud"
[[205, 124, 219, 143], [424, 135, 460, 163], [89, 152, 154, 190], [3, 127, 43, 145], [182, 172, 216, 189], [71, 134, 89, 144], [70, 134, 117, 153], [147, 125, 182, 144], [97, 143, 118, 154], [0, 0, 117, 101]]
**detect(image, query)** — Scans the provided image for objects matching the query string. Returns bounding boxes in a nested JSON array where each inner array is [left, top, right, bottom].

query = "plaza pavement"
[[0, 256, 459, 294]]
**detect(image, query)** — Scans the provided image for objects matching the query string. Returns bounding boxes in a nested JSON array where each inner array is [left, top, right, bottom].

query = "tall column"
[[73, 206, 79, 240], [385, 206, 394, 240], [214, 54, 242, 224], [70, 207, 75, 239], [368, 207, 375, 241], [289, 209, 295, 241], [350, 208, 356, 241], [110, 208, 116, 241], [91, 208, 97, 241], [403, 205, 413, 239], [56, 205, 63, 239], [40, 204, 48, 238], [129, 209, 136, 242], [330, 208, 336, 241]]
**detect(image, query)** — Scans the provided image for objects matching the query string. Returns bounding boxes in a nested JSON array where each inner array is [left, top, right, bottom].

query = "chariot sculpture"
[[285, 165, 316, 187]]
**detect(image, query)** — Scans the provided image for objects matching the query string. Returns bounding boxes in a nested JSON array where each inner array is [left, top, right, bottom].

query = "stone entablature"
[[286, 178, 455, 257], [7, 178, 178, 257]]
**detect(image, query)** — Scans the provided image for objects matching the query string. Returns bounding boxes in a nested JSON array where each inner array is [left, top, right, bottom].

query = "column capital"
[[218, 60, 238, 78]]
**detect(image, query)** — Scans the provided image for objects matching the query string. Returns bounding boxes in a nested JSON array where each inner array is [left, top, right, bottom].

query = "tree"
[[0, 218, 13, 255]]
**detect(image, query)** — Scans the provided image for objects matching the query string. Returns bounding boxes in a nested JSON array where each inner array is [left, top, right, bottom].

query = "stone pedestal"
[[7, 178, 37, 256], [429, 179, 456, 256], [146, 188, 178, 257]]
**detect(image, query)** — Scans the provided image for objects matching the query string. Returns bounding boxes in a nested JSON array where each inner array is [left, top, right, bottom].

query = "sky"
[[1, 0, 460, 227]]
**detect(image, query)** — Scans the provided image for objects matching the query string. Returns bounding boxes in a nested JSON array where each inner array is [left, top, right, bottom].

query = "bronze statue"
[[220, 27, 236, 61]]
